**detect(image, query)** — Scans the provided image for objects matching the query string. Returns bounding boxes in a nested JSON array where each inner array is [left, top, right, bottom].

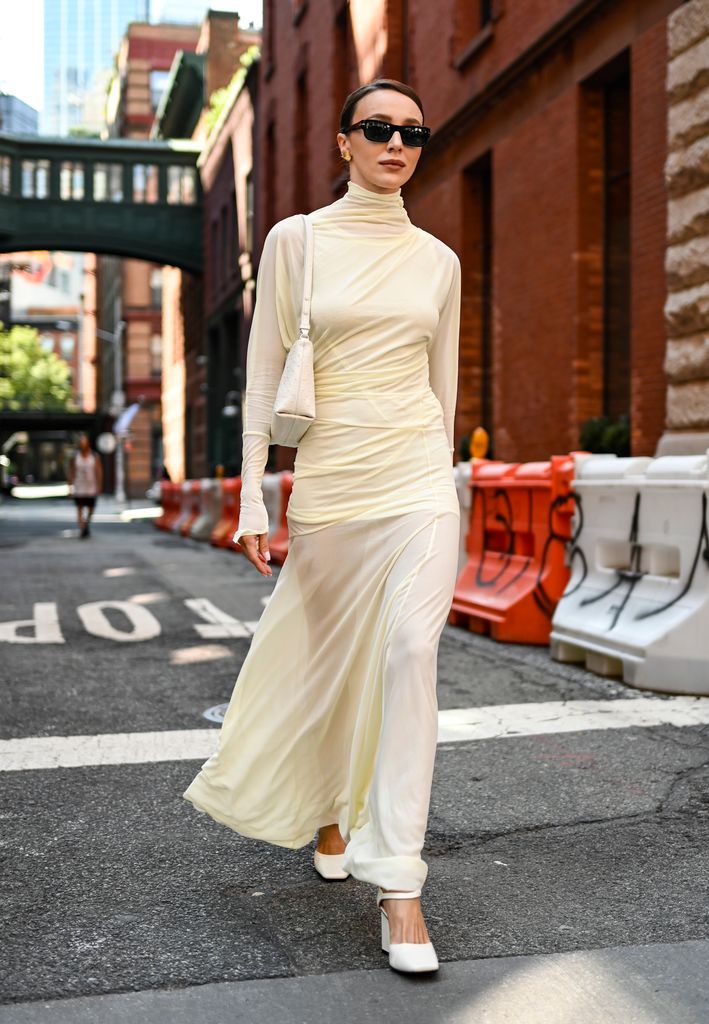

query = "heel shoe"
[[377, 887, 439, 973], [313, 849, 350, 880]]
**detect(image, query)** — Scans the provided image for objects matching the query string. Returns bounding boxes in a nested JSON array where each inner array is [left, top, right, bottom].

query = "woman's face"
[[337, 89, 425, 195]]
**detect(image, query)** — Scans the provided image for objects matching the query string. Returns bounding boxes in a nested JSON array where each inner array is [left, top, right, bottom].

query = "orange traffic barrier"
[[179, 479, 203, 537], [210, 477, 241, 547], [155, 481, 182, 531], [449, 454, 579, 645], [267, 472, 293, 565]]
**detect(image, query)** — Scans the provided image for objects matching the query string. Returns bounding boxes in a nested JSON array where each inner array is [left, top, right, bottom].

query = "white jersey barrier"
[[190, 479, 223, 541], [262, 472, 284, 539], [550, 451, 709, 695], [453, 460, 473, 574], [170, 481, 192, 535]]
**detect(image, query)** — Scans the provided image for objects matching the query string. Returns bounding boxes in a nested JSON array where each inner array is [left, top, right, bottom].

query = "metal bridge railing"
[[0, 133, 204, 273], [0, 133, 202, 208]]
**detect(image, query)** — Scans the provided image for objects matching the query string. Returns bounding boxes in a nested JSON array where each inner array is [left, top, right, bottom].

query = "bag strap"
[[298, 213, 314, 338]]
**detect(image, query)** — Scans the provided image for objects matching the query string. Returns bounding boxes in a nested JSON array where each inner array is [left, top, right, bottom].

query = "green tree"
[[0, 323, 75, 411]]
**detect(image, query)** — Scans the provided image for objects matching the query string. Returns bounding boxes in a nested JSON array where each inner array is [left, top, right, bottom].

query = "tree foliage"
[[204, 44, 260, 137], [0, 323, 75, 411]]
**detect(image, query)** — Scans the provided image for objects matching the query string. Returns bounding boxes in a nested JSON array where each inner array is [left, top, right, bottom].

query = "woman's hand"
[[239, 533, 273, 577]]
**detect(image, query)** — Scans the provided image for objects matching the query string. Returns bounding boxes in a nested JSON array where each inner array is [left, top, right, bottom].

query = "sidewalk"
[[0, 489, 160, 520], [2, 939, 706, 1023]]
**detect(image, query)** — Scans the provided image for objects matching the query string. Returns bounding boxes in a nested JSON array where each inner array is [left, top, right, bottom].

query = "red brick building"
[[154, 12, 260, 481], [88, 21, 201, 497], [255, 0, 679, 461]]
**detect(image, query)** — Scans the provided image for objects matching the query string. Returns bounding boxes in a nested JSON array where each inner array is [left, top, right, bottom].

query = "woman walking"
[[68, 433, 102, 539], [184, 78, 461, 973]]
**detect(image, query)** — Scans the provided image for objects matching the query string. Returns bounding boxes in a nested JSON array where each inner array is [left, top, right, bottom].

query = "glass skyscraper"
[[42, 0, 149, 136], [0, 94, 39, 134]]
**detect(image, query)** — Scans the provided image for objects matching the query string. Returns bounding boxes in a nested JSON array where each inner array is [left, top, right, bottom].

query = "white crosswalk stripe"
[[2, 697, 708, 771]]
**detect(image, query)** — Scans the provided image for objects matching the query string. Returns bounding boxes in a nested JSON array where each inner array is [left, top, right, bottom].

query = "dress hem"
[[182, 785, 341, 851]]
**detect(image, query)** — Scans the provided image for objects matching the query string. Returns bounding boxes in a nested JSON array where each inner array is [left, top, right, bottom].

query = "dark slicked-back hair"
[[339, 78, 425, 132]]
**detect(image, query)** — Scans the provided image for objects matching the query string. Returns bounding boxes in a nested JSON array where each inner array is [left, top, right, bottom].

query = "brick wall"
[[631, 21, 670, 455], [252, 0, 682, 462], [493, 90, 578, 460]]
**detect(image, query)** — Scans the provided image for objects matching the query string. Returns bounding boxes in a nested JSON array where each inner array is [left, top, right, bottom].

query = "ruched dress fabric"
[[183, 179, 461, 892]]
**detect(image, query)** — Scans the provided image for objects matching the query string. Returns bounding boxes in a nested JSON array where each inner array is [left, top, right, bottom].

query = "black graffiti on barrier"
[[472, 487, 519, 590], [471, 487, 582, 621], [561, 490, 709, 631], [532, 491, 584, 621]]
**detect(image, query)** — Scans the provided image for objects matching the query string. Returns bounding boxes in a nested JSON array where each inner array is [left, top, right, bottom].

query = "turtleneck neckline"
[[309, 177, 413, 236], [346, 179, 404, 206]]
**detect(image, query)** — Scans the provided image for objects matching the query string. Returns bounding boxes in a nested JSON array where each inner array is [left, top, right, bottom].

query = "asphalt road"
[[1, 494, 708, 1022]]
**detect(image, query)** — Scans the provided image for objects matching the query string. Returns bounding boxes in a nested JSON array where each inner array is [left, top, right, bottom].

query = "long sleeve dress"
[[183, 179, 462, 892]]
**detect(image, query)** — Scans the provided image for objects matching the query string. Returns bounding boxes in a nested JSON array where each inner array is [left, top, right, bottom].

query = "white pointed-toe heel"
[[313, 849, 350, 880], [377, 887, 439, 973]]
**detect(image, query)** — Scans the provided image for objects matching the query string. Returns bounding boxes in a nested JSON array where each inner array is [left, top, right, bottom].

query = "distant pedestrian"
[[68, 434, 103, 539]]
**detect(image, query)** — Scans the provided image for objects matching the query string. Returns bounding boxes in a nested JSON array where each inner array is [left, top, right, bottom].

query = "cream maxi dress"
[[183, 179, 461, 892]]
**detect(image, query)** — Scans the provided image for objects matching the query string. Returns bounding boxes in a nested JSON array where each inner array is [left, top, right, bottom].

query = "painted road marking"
[[0, 599, 261, 644], [77, 601, 162, 642], [184, 598, 256, 638], [1, 697, 708, 772], [0, 603, 65, 644], [436, 697, 709, 742]]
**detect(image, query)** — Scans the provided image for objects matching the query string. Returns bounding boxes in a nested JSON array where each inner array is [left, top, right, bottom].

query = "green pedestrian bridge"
[[0, 132, 203, 273]]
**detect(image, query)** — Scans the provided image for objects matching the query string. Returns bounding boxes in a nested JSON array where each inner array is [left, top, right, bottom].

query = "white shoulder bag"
[[269, 213, 316, 447]]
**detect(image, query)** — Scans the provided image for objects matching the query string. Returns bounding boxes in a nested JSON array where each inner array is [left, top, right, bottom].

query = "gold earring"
[[342, 151, 351, 161]]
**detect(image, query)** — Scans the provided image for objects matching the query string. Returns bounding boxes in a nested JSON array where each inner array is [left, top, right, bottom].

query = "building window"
[[221, 204, 229, 278], [265, 0, 275, 72], [211, 219, 220, 293], [60, 333, 75, 358], [294, 71, 309, 211], [133, 163, 159, 203], [150, 333, 162, 376], [265, 120, 276, 227], [1, 156, 11, 195], [292, 0, 308, 23], [602, 68, 631, 421], [150, 267, 163, 308], [167, 165, 197, 205], [60, 161, 84, 200], [334, 5, 355, 178], [39, 333, 55, 352], [451, 0, 496, 69], [37, 160, 50, 198], [463, 153, 493, 448], [149, 69, 171, 112], [21, 159, 50, 198], [94, 163, 123, 202]]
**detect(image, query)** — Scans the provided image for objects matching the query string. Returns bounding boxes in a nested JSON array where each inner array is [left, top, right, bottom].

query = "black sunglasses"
[[342, 118, 431, 148]]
